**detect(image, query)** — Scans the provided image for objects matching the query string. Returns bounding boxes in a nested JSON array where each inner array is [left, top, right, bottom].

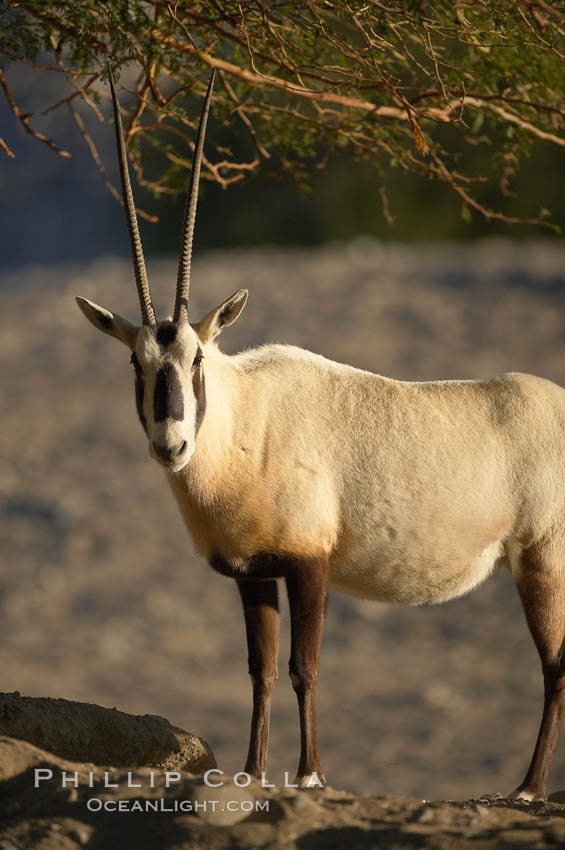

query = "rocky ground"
[[3, 239, 565, 826], [0, 692, 215, 774], [3, 697, 565, 849]]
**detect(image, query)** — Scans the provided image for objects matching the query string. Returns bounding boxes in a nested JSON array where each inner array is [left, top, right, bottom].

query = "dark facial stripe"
[[131, 352, 148, 435], [154, 362, 184, 423], [193, 359, 206, 436], [155, 322, 178, 348]]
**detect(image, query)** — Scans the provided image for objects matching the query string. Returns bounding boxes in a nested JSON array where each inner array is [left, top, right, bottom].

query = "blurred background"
[[3, 62, 565, 801]]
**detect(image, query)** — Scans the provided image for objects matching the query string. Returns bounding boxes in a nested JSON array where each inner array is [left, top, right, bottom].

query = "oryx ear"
[[76, 296, 139, 348], [193, 289, 248, 343]]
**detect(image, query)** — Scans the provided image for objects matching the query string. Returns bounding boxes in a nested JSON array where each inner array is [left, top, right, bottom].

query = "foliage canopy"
[[2, 1, 565, 228]]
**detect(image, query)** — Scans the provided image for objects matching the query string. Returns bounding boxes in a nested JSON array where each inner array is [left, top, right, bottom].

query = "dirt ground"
[[3, 732, 565, 850], [3, 238, 565, 806]]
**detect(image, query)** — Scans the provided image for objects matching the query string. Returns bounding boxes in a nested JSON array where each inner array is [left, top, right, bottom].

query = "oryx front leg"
[[237, 578, 280, 778], [510, 543, 565, 800], [286, 556, 329, 788]]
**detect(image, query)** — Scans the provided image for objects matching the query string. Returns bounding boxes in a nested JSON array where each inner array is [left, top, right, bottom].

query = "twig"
[[433, 154, 559, 231], [0, 67, 72, 158], [220, 71, 270, 159], [0, 135, 15, 158], [379, 185, 394, 224], [68, 102, 158, 223]]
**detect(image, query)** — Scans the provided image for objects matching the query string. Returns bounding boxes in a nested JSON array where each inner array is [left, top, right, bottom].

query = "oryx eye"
[[192, 349, 203, 371], [130, 352, 143, 374]]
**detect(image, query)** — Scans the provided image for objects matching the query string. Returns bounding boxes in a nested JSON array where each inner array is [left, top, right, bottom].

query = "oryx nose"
[[152, 440, 187, 462]]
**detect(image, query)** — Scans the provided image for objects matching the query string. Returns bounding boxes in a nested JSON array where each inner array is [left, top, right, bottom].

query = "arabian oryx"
[[77, 70, 565, 799]]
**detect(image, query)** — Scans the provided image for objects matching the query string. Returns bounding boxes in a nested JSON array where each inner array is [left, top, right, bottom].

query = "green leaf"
[[461, 204, 472, 223]]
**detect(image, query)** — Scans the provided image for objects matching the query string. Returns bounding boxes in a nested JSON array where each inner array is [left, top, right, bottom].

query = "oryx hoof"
[[508, 786, 544, 802], [295, 772, 326, 789]]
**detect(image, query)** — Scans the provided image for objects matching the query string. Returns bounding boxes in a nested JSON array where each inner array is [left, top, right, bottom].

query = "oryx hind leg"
[[508, 535, 565, 800]]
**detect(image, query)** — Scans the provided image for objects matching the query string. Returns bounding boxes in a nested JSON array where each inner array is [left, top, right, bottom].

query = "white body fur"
[[166, 339, 565, 606]]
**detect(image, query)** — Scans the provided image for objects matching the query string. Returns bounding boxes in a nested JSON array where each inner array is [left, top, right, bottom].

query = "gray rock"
[[0, 693, 215, 773]]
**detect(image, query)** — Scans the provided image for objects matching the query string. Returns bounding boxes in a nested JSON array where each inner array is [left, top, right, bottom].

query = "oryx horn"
[[173, 70, 216, 323], [108, 69, 156, 326]]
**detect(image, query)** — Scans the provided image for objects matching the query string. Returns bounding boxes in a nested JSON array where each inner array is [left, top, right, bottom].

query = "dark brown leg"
[[237, 578, 280, 778], [511, 544, 565, 800], [285, 555, 329, 787]]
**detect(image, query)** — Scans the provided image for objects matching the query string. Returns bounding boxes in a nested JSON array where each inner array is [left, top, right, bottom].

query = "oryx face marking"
[[154, 363, 184, 423], [155, 322, 178, 348], [131, 352, 148, 436], [128, 320, 204, 472], [192, 351, 206, 437]]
